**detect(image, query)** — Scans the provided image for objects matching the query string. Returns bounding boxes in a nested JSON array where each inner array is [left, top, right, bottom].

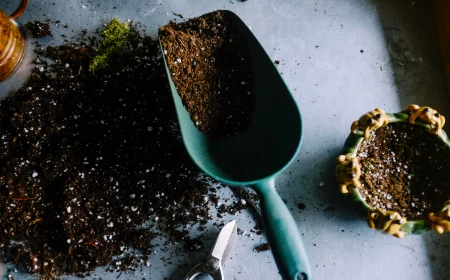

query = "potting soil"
[[0, 22, 253, 276], [357, 122, 450, 220], [159, 11, 253, 139]]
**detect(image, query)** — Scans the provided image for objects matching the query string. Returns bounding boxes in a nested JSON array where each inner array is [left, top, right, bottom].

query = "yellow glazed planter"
[[337, 105, 450, 238]]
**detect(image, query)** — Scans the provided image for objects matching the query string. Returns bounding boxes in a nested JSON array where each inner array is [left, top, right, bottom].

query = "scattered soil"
[[173, 12, 184, 19], [159, 11, 253, 138], [274, 60, 280, 65], [254, 224, 263, 235], [357, 122, 450, 220], [255, 243, 270, 252], [298, 202, 306, 210], [0, 23, 260, 277], [183, 237, 203, 251], [25, 20, 52, 38], [230, 187, 260, 213]]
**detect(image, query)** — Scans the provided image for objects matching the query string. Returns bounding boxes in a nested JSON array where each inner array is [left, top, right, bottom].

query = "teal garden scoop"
[[159, 10, 311, 280]]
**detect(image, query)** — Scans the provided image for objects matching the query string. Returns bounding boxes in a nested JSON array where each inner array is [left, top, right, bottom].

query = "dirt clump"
[[25, 20, 52, 38]]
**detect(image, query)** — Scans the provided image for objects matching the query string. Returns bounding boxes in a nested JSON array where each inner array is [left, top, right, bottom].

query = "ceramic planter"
[[337, 105, 450, 238]]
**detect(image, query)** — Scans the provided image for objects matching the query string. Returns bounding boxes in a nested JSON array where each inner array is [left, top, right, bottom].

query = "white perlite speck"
[[67, 206, 71, 213], [32, 172, 38, 178], [67, 239, 71, 244], [240, 199, 247, 205], [319, 181, 325, 187]]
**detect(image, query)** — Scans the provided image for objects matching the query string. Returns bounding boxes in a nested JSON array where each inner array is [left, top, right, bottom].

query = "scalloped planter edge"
[[337, 105, 450, 238]]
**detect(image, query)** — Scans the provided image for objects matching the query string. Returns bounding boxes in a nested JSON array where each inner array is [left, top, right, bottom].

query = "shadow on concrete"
[[376, 1, 450, 279], [376, 0, 450, 112]]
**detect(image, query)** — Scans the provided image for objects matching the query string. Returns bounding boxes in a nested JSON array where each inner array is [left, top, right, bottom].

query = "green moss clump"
[[89, 18, 130, 74]]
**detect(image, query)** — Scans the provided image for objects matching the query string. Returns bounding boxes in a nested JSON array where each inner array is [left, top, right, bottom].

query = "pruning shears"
[[184, 220, 237, 280]]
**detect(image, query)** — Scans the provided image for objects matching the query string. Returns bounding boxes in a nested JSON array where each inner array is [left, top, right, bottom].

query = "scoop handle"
[[253, 178, 312, 280], [10, 0, 28, 20]]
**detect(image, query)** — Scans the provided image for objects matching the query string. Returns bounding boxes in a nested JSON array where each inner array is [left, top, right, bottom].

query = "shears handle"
[[184, 261, 224, 280]]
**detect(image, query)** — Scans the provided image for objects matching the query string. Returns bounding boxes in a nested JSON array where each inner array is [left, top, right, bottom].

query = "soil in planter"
[[159, 11, 253, 139], [0, 21, 259, 277], [356, 122, 450, 221]]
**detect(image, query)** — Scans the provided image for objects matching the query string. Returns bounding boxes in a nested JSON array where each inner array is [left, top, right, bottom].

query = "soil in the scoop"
[[159, 11, 253, 138], [25, 20, 52, 38], [356, 122, 450, 220]]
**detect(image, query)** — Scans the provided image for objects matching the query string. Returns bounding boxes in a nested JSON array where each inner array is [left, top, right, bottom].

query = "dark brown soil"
[[25, 20, 52, 38], [159, 11, 253, 138], [0, 24, 224, 276], [255, 243, 270, 252], [356, 122, 450, 220]]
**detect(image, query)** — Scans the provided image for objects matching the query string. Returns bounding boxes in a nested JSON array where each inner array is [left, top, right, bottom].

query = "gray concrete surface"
[[1, 0, 450, 279]]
